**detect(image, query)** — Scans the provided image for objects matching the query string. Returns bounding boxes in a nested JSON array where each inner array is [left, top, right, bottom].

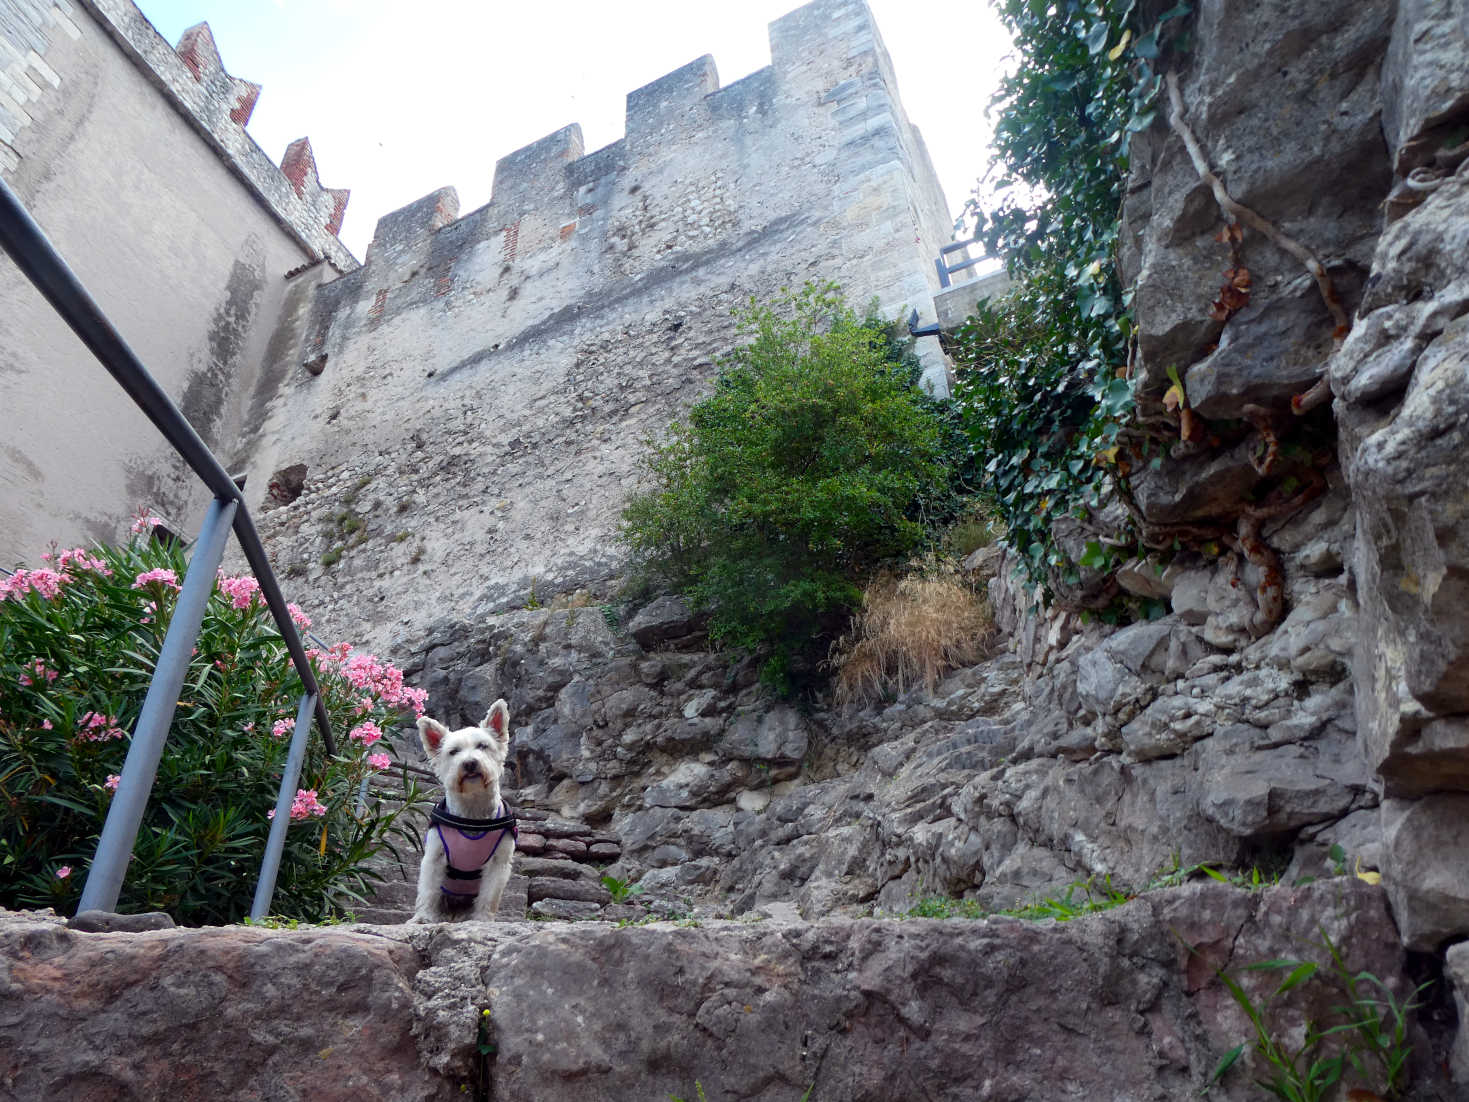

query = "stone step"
[[352, 905, 410, 925], [516, 856, 601, 882], [527, 878, 612, 905]]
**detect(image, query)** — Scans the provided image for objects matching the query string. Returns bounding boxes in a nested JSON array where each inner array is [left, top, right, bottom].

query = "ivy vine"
[[951, 0, 1192, 610]]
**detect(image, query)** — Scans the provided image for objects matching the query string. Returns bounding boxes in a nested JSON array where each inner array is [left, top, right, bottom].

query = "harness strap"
[[430, 799, 518, 835], [430, 800, 517, 897]]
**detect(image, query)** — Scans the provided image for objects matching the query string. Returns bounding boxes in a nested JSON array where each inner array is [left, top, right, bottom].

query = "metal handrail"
[[936, 233, 991, 289], [0, 174, 334, 918]]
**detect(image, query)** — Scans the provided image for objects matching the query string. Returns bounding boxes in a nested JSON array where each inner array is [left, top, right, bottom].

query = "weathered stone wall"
[[2, 879, 1452, 1101], [0, 0, 352, 565], [241, 0, 957, 652]]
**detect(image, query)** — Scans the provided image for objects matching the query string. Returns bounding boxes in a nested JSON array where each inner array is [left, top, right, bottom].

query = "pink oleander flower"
[[401, 686, 429, 718], [216, 572, 261, 610], [287, 602, 312, 629], [130, 510, 164, 535], [104, 774, 121, 792], [131, 568, 179, 592], [56, 548, 112, 576], [2, 568, 69, 602], [41, 719, 53, 730], [242, 721, 255, 733], [55, 866, 71, 879], [367, 752, 392, 771], [309, 641, 426, 716], [271, 718, 294, 739], [16, 659, 55, 687], [348, 721, 383, 748], [267, 788, 330, 822], [75, 711, 126, 742]]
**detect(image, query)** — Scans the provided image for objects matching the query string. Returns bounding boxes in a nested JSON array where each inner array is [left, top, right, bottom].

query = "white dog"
[[411, 699, 517, 923]]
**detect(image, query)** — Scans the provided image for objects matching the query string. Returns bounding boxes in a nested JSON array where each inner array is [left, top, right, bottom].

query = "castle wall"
[[0, 0, 351, 565], [242, 0, 957, 651]]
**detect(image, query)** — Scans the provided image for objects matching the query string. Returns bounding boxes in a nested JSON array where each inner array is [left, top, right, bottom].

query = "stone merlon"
[[367, 186, 460, 266], [625, 54, 719, 147], [79, 0, 357, 270], [490, 123, 584, 214]]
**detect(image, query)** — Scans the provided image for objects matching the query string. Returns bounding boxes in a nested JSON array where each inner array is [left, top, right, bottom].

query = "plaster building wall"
[[0, 0, 352, 565], [241, 0, 959, 651]]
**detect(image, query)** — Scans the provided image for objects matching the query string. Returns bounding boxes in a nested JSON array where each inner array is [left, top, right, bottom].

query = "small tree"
[[621, 283, 948, 690]]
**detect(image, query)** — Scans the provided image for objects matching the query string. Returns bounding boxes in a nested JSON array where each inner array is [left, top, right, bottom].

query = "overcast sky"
[[135, 0, 1011, 262]]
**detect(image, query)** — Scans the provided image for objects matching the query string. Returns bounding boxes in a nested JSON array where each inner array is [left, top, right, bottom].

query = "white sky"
[[135, 0, 1012, 262]]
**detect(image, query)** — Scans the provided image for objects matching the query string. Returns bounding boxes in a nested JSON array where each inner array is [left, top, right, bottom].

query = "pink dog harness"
[[429, 800, 517, 898]]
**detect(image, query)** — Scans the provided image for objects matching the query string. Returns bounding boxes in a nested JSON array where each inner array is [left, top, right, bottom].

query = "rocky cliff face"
[[360, 0, 1469, 1088]]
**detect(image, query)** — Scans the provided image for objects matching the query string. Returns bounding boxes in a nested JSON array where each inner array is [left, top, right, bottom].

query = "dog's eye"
[[476, 741, 491, 751]]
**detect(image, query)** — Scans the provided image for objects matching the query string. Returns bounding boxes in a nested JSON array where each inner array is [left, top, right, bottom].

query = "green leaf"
[[1273, 961, 1319, 996], [1079, 541, 1109, 570], [1206, 1043, 1246, 1088]]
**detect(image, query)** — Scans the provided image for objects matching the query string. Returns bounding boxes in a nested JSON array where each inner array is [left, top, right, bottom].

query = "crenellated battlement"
[[349, 0, 943, 307], [74, 0, 357, 270], [173, 22, 258, 125]]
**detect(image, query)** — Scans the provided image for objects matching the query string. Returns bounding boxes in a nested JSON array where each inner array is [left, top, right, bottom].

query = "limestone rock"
[[1185, 272, 1349, 420], [0, 918, 448, 1101], [1447, 940, 1469, 1087], [1381, 0, 1469, 174], [1336, 179, 1469, 806], [1194, 726, 1371, 837], [717, 705, 809, 763], [1381, 795, 1469, 951], [626, 595, 701, 648], [1075, 619, 1173, 717]]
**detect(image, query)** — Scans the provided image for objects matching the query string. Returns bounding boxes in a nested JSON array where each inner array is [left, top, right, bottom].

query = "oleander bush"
[[0, 517, 429, 924]]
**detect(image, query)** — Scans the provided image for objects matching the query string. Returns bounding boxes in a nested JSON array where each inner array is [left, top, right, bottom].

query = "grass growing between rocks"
[[901, 862, 1281, 923], [1204, 931, 1430, 1101]]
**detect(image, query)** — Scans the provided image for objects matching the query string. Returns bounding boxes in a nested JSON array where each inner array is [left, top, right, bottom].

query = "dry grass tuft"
[[831, 564, 997, 713]]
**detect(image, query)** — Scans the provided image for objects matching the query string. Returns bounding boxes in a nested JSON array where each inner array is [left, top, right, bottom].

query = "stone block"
[[528, 877, 610, 905], [1381, 795, 1469, 951]]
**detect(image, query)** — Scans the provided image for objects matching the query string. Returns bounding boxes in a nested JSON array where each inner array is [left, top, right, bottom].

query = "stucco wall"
[[0, 0, 349, 565], [241, 0, 957, 651]]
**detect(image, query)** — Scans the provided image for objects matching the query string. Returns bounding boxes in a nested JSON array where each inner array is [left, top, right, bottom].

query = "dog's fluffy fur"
[[411, 700, 515, 923]]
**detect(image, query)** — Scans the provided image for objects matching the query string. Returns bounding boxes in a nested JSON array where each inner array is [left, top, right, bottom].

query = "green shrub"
[[0, 524, 429, 924], [621, 284, 950, 690]]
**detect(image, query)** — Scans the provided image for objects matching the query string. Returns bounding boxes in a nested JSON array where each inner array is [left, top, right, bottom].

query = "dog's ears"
[[482, 699, 510, 746], [417, 716, 451, 757]]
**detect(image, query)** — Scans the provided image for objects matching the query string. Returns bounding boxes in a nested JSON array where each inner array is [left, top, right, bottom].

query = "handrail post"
[[77, 494, 238, 915], [251, 691, 318, 920]]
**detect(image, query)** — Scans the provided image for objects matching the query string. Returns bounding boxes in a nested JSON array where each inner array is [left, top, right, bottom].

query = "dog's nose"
[[462, 760, 481, 777]]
